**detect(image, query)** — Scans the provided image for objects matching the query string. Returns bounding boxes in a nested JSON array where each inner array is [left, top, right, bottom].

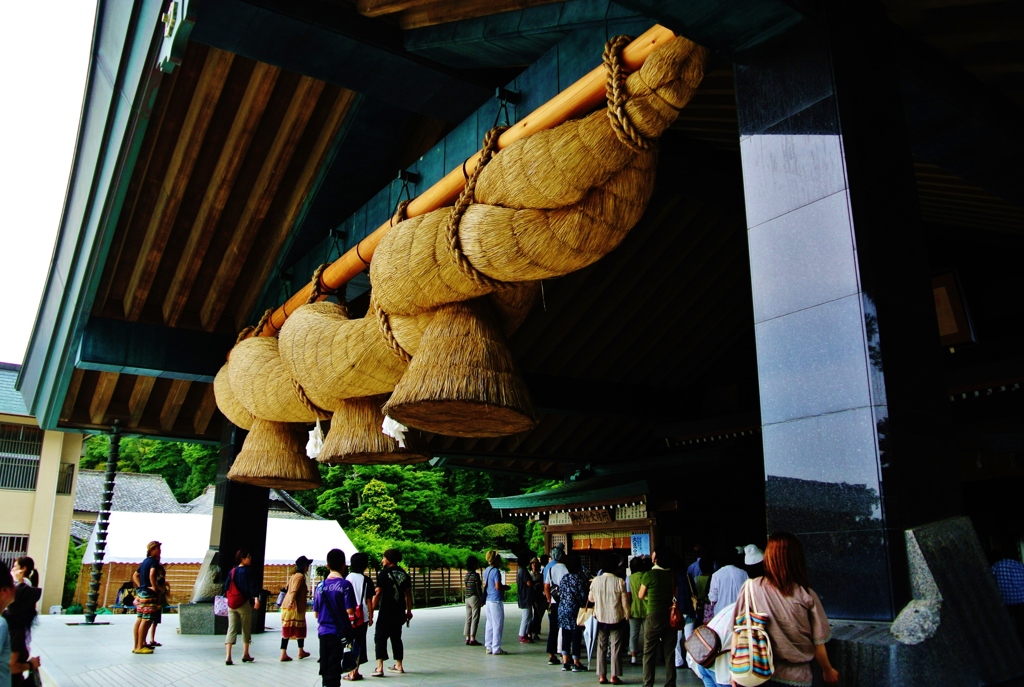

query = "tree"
[[80, 435, 219, 503], [482, 523, 520, 549], [352, 479, 403, 537]]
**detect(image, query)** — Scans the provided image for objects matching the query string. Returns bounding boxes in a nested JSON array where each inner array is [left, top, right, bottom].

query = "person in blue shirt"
[[132, 541, 162, 655], [313, 548, 358, 687], [483, 550, 510, 655], [1, 561, 39, 687]]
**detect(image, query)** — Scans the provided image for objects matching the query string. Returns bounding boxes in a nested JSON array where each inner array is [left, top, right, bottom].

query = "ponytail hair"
[[15, 557, 39, 587]]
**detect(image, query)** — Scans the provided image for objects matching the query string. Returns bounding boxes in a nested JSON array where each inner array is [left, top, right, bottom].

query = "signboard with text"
[[631, 533, 650, 556]]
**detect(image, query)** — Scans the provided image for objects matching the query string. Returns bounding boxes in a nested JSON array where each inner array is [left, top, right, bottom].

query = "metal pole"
[[85, 421, 120, 623]]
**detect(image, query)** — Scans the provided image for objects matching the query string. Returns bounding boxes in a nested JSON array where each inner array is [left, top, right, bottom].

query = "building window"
[[0, 534, 29, 568], [0, 424, 43, 491], [57, 462, 76, 495]]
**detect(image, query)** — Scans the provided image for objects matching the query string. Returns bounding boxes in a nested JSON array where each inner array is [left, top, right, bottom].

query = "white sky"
[[0, 1, 97, 365]]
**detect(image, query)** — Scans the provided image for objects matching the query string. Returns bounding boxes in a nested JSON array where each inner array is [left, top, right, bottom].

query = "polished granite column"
[[214, 423, 270, 630], [735, 2, 958, 620]]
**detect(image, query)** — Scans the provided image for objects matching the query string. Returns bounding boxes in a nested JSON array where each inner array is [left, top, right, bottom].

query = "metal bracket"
[[396, 170, 421, 184], [157, 0, 198, 74], [495, 87, 521, 105]]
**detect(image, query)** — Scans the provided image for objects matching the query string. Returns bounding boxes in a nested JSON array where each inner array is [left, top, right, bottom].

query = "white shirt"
[[545, 562, 568, 589], [348, 573, 370, 621], [709, 602, 737, 685], [707, 565, 748, 609]]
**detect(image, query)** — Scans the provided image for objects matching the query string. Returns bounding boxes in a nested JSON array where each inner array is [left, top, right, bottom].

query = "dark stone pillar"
[[735, 2, 958, 621], [214, 422, 270, 632]]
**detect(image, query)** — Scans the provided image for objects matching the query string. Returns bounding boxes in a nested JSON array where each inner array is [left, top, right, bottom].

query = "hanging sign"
[[631, 533, 650, 556], [569, 509, 612, 525]]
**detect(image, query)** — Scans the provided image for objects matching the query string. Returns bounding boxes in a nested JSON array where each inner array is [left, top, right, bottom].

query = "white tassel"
[[382, 415, 408, 449], [306, 419, 324, 458]]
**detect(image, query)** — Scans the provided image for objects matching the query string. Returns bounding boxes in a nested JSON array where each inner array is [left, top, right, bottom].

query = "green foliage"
[[524, 519, 546, 556], [482, 523, 520, 549], [347, 530, 484, 570], [81, 435, 219, 503], [352, 479, 403, 537], [505, 582, 517, 603], [63, 540, 86, 607]]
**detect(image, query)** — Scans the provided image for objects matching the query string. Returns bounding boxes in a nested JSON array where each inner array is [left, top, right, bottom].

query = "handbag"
[[730, 581, 774, 686], [213, 595, 229, 617], [669, 598, 686, 631], [576, 606, 594, 626], [686, 575, 699, 616], [685, 624, 721, 667]]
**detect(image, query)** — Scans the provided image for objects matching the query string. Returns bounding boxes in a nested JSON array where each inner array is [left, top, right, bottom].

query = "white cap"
[[744, 544, 764, 565]]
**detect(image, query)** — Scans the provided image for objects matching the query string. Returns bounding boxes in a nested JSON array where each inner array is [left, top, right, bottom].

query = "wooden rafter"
[[163, 61, 282, 326], [193, 384, 218, 435], [60, 369, 85, 423], [233, 88, 357, 329], [89, 372, 120, 425], [123, 47, 235, 321], [127, 376, 157, 428], [160, 379, 192, 432], [200, 75, 326, 331], [397, 0, 563, 29], [354, 0, 431, 17]]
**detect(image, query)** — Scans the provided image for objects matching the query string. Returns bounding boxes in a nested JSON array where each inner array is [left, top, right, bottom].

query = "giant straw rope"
[[215, 35, 707, 484]]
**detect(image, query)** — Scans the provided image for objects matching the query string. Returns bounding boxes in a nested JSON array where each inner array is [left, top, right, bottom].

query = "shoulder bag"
[[729, 580, 774, 686], [685, 623, 721, 667], [669, 597, 686, 631]]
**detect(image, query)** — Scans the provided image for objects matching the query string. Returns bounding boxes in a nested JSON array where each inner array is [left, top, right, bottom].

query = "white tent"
[[83, 511, 355, 566]]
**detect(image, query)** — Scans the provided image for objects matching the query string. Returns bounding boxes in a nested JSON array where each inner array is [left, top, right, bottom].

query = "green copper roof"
[[0, 364, 30, 417], [488, 477, 648, 511]]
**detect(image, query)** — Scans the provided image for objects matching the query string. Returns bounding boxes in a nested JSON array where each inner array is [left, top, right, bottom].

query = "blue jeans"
[[697, 663, 726, 687]]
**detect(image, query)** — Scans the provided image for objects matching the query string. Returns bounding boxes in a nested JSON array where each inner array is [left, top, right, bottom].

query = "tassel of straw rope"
[[445, 126, 511, 290], [604, 35, 653, 153], [372, 294, 412, 364]]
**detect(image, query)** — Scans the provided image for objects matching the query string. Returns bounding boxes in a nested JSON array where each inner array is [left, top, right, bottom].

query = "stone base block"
[[177, 603, 227, 635]]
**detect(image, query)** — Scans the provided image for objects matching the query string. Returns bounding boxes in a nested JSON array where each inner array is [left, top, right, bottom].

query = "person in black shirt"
[[370, 548, 413, 676]]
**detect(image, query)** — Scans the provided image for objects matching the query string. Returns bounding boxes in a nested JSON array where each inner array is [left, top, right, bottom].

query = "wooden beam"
[[123, 47, 235, 321], [397, 0, 563, 29], [127, 376, 157, 428], [193, 384, 218, 435], [233, 88, 357, 329], [163, 61, 281, 326], [89, 372, 121, 425], [160, 379, 192, 432], [200, 75, 326, 331], [355, 0, 432, 18], [59, 369, 85, 423]]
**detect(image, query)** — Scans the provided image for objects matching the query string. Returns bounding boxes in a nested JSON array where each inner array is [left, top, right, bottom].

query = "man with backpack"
[[370, 549, 413, 677]]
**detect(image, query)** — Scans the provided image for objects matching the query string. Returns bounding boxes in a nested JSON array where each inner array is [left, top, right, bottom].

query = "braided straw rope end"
[[319, 395, 430, 465], [227, 418, 322, 491], [384, 299, 538, 438]]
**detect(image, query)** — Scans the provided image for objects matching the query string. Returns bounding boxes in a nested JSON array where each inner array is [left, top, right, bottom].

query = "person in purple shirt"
[[313, 549, 358, 687]]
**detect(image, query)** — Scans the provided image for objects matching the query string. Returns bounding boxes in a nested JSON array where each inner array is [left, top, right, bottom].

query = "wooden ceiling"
[[61, 42, 355, 440], [55, 0, 1023, 468]]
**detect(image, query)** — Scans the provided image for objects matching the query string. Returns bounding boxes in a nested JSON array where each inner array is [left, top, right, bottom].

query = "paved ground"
[[32, 604, 703, 687]]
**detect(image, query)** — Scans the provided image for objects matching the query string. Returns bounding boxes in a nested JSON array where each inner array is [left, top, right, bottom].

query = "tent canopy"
[[83, 511, 354, 566]]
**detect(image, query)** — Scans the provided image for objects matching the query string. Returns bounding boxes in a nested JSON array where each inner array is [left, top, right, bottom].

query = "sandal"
[[388, 665, 405, 673], [599, 678, 609, 685], [241, 656, 255, 663], [610, 678, 624, 685], [281, 655, 293, 662], [370, 671, 385, 678]]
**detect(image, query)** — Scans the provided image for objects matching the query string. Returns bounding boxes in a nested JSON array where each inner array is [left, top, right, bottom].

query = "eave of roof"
[[487, 477, 649, 512]]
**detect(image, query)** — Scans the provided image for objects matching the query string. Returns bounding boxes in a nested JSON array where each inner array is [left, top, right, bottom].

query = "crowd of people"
[[6, 527, 1020, 687], [460, 536, 841, 687]]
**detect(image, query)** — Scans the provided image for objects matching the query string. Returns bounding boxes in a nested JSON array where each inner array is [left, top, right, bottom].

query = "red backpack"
[[225, 567, 246, 609]]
